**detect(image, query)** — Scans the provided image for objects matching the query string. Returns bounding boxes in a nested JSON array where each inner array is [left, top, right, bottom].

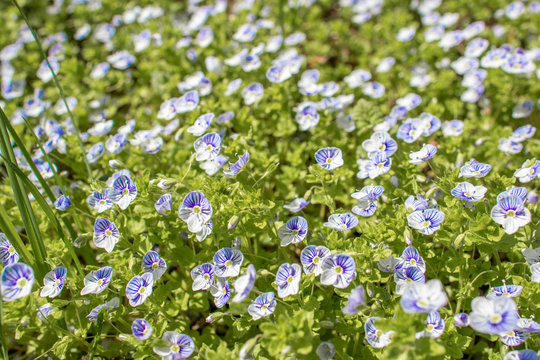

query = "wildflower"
[[377, 256, 399, 273], [37, 303, 54, 322], [283, 197, 309, 212], [441, 120, 464, 137], [210, 277, 231, 308], [213, 248, 243, 277], [324, 213, 359, 231], [295, 104, 320, 130], [193, 132, 221, 161], [93, 217, 120, 253], [316, 342, 335, 360], [200, 155, 229, 176], [407, 209, 445, 235], [397, 118, 423, 143], [155, 193, 172, 215], [80, 266, 113, 295], [0, 233, 19, 266], [469, 296, 519, 335], [491, 195, 531, 234], [1, 263, 34, 302], [314, 147, 344, 170], [501, 329, 528, 347], [356, 152, 392, 179], [107, 175, 137, 210], [504, 350, 539, 360], [321, 254, 356, 289], [487, 283, 523, 299], [344, 69, 371, 88], [187, 113, 214, 136], [232, 264, 256, 303], [342, 285, 365, 315], [395, 246, 426, 273], [451, 182, 488, 202], [142, 250, 167, 281], [87, 192, 113, 213], [126, 273, 154, 307], [514, 160, 540, 183], [242, 83, 264, 105], [395, 267, 426, 295], [362, 132, 397, 158], [365, 317, 394, 348], [195, 220, 213, 242], [87, 297, 120, 322], [300, 245, 331, 275], [416, 311, 445, 339], [178, 191, 213, 233], [223, 151, 250, 178], [409, 144, 437, 164], [153, 332, 195, 359], [454, 313, 470, 327], [400, 279, 448, 313], [54, 195, 71, 211], [278, 216, 308, 246], [191, 263, 215, 291], [248, 292, 277, 320], [275, 263, 301, 298], [40, 266, 67, 298], [499, 138, 523, 154], [510, 125, 536, 142], [404, 195, 428, 212], [175, 90, 200, 113], [131, 319, 153, 340]]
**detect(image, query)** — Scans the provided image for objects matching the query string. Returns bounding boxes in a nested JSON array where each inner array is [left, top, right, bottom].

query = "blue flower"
[[501, 329, 528, 347], [131, 319, 153, 340], [404, 195, 429, 212], [1, 263, 34, 302], [193, 132, 222, 161], [491, 195, 531, 235], [487, 283, 523, 299], [278, 216, 308, 246], [213, 248, 243, 277], [300, 245, 331, 275], [210, 277, 231, 308], [223, 151, 250, 178], [324, 213, 359, 231], [87, 142, 104, 164], [37, 303, 54, 322], [195, 220, 213, 242], [365, 317, 394, 348], [316, 342, 336, 360], [395, 246, 426, 273], [351, 186, 384, 216], [107, 175, 137, 210], [295, 104, 320, 131], [153, 331, 195, 359], [454, 313, 470, 327], [400, 279, 448, 313], [510, 124, 536, 142], [175, 90, 199, 113], [409, 144, 437, 164], [87, 192, 113, 213], [416, 311, 445, 339], [155, 193, 172, 215], [81, 266, 113, 295], [126, 273, 154, 307], [0, 233, 19, 266], [498, 187, 528, 202], [342, 285, 365, 315], [283, 197, 309, 212], [514, 159, 540, 183], [200, 155, 229, 176], [442, 120, 464, 137], [314, 147, 344, 170], [321, 254, 356, 289], [40, 266, 67, 298], [504, 350, 538, 360], [407, 209, 445, 235], [394, 267, 426, 295], [451, 182, 488, 202], [178, 191, 213, 233], [357, 152, 392, 179], [93, 217, 120, 253], [191, 263, 215, 291], [275, 263, 301, 298], [86, 297, 120, 322], [187, 112, 214, 136], [105, 133, 127, 155], [54, 195, 71, 211], [232, 264, 256, 303], [242, 82, 264, 105], [351, 199, 377, 217], [142, 250, 167, 281], [248, 292, 277, 320], [459, 159, 491, 178], [397, 118, 423, 143]]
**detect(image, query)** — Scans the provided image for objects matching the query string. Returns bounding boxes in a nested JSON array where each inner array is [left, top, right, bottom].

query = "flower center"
[[464, 192, 471, 197], [8, 246, 15, 255], [410, 130, 416, 136], [171, 344, 180, 353], [206, 145, 213, 151], [262, 303, 269, 310], [375, 329, 382, 337], [490, 314, 502, 324], [417, 300, 428, 308], [287, 275, 294, 284], [99, 199, 106, 205], [55, 279, 61, 285], [506, 210, 516, 218], [292, 229, 299, 236], [427, 324, 435, 332], [152, 263, 159, 269], [335, 266, 343, 275], [193, 206, 202, 214], [97, 279, 104, 286], [377, 163, 384, 168], [225, 260, 233, 268], [378, 144, 386, 151], [122, 188, 129, 196], [138, 286, 146, 294], [326, 158, 333, 164], [410, 259, 416, 266], [17, 278, 27, 288], [105, 229, 112, 237], [421, 220, 431, 228], [313, 256, 320, 265]]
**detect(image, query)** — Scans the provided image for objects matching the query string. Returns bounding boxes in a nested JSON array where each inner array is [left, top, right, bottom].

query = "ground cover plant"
[[0, 0, 539, 359]]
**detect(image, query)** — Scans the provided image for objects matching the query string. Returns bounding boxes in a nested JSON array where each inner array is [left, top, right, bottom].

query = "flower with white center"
[[491, 195, 531, 234], [400, 279, 448, 313], [469, 296, 519, 335]]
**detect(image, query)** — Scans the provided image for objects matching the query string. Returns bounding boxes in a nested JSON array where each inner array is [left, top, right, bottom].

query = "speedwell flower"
[[400, 279, 448, 313], [131, 319, 153, 341], [395, 246, 426, 273], [275, 263, 301, 298], [87, 297, 120, 322], [223, 151, 250, 178], [324, 213, 359, 231], [278, 216, 308, 246], [314, 147, 344, 170], [153, 332, 195, 359], [178, 191, 213, 233], [155, 193, 172, 215], [93, 217, 120, 253], [395, 267, 426, 295], [409, 144, 437, 164], [248, 292, 277, 320], [514, 160, 540, 183], [459, 159, 491, 178], [451, 182, 488, 202], [213, 248, 243, 277], [321, 254, 356, 289], [487, 283, 523, 299], [232, 264, 256, 303], [193, 132, 221, 161], [106, 175, 137, 210], [142, 250, 167, 281], [469, 296, 519, 335], [342, 285, 365, 315], [1, 263, 34, 302], [362, 131, 398, 158], [87, 192, 113, 213], [283, 197, 309, 212], [407, 209, 445, 235], [40, 266, 67, 298], [365, 317, 394, 348], [210, 277, 231, 308], [300, 245, 331, 275], [81, 266, 113, 295], [491, 195, 531, 234], [416, 311, 445, 339], [0, 233, 19, 266], [126, 273, 154, 307], [191, 263, 215, 291]]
